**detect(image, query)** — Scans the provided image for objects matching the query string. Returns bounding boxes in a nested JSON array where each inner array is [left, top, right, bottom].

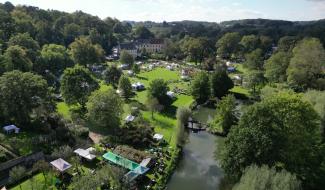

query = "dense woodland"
[[0, 1, 325, 190]]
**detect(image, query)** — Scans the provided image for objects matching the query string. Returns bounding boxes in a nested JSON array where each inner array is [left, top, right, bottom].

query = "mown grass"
[[12, 173, 57, 190]]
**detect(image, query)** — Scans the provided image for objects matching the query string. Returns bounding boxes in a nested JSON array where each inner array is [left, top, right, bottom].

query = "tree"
[[51, 145, 74, 160], [264, 52, 291, 83], [244, 48, 264, 70], [287, 38, 325, 91], [69, 36, 105, 66], [119, 50, 134, 66], [0, 71, 50, 124], [181, 37, 213, 64], [277, 36, 299, 52], [147, 79, 170, 105], [133, 25, 154, 39], [87, 89, 123, 132], [146, 97, 161, 119], [132, 64, 140, 74], [3, 45, 32, 72], [210, 68, 234, 98], [176, 107, 191, 146], [103, 65, 122, 87], [240, 35, 260, 54], [216, 32, 241, 59], [9, 166, 27, 190], [60, 65, 99, 109], [220, 93, 323, 188], [163, 39, 182, 60], [210, 94, 237, 134], [8, 32, 40, 62], [245, 70, 266, 95], [118, 75, 133, 99], [233, 165, 302, 190], [63, 23, 81, 46], [202, 55, 216, 71], [36, 44, 73, 75], [33, 160, 50, 185], [191, 72, 210, 104]]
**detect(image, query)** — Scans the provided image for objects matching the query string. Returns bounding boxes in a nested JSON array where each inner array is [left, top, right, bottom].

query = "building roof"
[[120, 43, 137, 50], [50, 158, 72, 172], [74, 148, 96, 160], [137, 39, 164, 44]]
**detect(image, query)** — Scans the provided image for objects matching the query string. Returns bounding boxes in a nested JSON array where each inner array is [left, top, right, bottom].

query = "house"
[[50, 158, 72, 173], [114, 39, 165, 58], [3, 125, 20, 134], [74, 148, 96, 161]]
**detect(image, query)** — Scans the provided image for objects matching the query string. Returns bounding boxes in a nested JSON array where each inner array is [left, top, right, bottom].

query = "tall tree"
[[3, 45, 32, 72], [9, 166, 27, 190], [176, 107, 191, 146], [210, 68, 234, 98], [103, 65, 122, 87], [119, 50, 134, 66], [69, 36, 105, 66], [190, 72, 210, 103], [60, 65, 99, 109], [233, 165, 302, 190], [181, 37, 214, 64], [216, 32, 241, 59], [87, 89, 123, 132], [8, 32, 40, 62], [0, 70, 50, 124], [264, 52, 291, 83], [220, 93, 323, 188], [240, 35, 260, 54], [287, 38, 325, 91], [118, 75, 133, 99], [244, 48, 264, 70], [147, 79, 170, 106], [133, 25, 154, 39]]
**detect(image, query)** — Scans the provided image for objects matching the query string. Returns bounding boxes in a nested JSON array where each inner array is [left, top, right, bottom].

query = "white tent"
[[2, 125, 20, 134], [153, 133, 164, 141], [167, 91, 175, 99], [125, 115, 135, 123], [50, 158, 72, 172], [74, 148, 96, 161]]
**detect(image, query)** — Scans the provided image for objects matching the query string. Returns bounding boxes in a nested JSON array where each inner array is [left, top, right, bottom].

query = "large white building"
[[113, 39, 165, 58]]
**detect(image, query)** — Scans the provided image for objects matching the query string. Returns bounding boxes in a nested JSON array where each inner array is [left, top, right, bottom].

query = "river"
[[167, 107, 225, 190]]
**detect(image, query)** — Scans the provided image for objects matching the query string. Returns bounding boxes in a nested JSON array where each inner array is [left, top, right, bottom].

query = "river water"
[[167, 107, 225, 190]]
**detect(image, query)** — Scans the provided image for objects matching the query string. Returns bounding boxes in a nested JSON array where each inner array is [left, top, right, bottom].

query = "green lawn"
[[230, 86, 250, 97], [12, 173, 57, 190], [57, 102, 71, 120]]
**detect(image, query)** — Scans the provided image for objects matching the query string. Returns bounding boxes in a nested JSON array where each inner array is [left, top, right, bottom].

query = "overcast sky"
[[1, 0, 325, 22]]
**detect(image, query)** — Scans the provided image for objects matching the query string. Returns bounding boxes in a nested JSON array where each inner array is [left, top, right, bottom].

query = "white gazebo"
[[74, 148, 96, 161], [50, 158, 72, 173], [2, 125, 20, 134]]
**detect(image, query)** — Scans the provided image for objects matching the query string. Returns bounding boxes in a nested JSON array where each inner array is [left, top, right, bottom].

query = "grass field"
[[12, 173, 57, 190]]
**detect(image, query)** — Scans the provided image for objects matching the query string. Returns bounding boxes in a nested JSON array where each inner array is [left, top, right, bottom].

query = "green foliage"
[[86, 89, 123, 131], [69, 36, 105, 66], [233, 165, 302, 190], [277, 36, 299, 52], [118, 75, 133, 99], [117, 123, 154, 148], [36, 44, 73, 75], [287, 38, 325, 91], [103, 65, 122, 87], [264, 51, 291, 83], [176, 106, 191, 146], [216, 32, 241, 59], [244, 48, 264, 70], [133, 25, 154, 39], [245, 70, 266, 94], [191, 72, 210, 103], [9, 166, 27, 187], [181, 37, 214, 64], [119, 50, 134, 66], [3, 45, 32, 72], [146, 97, 161, 119], [132, 64, 140, 74], [60, 65, 99, 107], [220, 93, 323, 188], [0, 70, 50, 124], [240, 35, 260, 54], [8, 32, 40, 62], [210, 94, 237, 134], [148, 79, 170, 105], [51, 145, 73, 160], [210, 68, 234, 98]]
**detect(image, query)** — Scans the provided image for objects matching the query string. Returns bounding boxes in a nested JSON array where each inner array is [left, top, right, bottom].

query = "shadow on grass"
[[135, 76, 148, 81]]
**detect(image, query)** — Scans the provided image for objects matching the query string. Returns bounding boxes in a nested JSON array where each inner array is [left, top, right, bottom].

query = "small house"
[[50, 158, 72, 173], [3, 125, 20, 134]]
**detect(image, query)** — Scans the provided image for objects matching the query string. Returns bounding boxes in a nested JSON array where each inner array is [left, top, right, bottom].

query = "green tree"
[[233, 165, 302, 190], [103, 65, 122, 87], [118, 75, 133, 99], [287, 38, 325, 91], [245, 70, 266, 94], [87, 89, 123, 132], [181, 37, 213, 64], [32, 160, 50, 186], [119, 50, 134, 66], [264, 52, 291, 83], [191, 72, 210, 104], [210, 68, 234, 98], [244, 48, 264, 70], [63, 23, 81, 46], [133, 25, 154, 39], [3, 45, 32, 72], [69, 36, 105, 66], [147, 79, 170, 105], [146, 97, 161, 119], [0, 71, 50, 124], [37, 44, 73, 75], [132, 64, 140, 74], [277, 36, 299, 52], [210, 94, 237, 134], [60, 65, 99, 109], [9, 166, 27, 190], [8, 32, 40, 62], [240, 35, 260, 54], [176, 107, 191, 146], [216, 32, 241, 59], [220, 93, 322, 188]]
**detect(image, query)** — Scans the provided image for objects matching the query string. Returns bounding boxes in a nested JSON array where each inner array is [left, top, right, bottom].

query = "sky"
[[1, 0, 325, 22]]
